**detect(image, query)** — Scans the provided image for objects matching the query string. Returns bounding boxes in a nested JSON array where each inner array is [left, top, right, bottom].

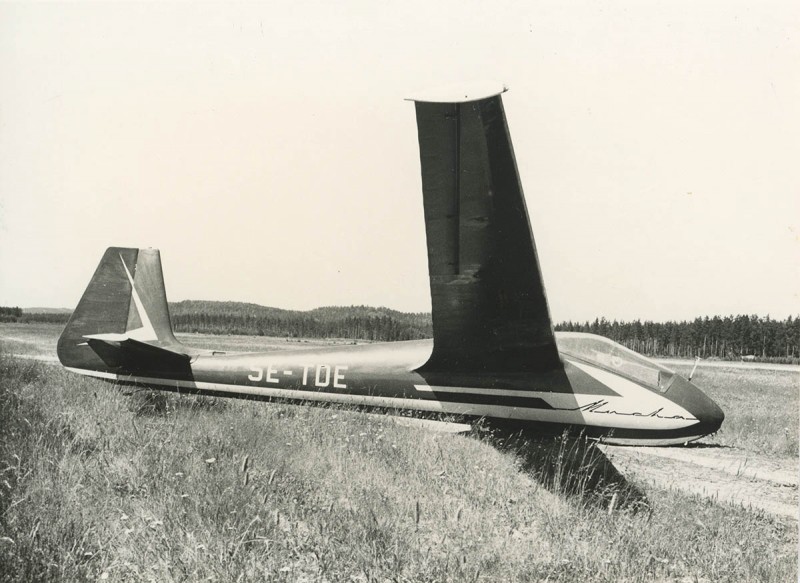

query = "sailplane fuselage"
[[65, 333, 724, 446]]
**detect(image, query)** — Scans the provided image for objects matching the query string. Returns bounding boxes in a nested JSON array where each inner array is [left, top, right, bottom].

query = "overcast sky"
[[1, 1, 798, 322]]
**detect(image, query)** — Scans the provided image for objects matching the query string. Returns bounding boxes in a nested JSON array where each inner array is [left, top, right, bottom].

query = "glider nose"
[[668, 376, 725, 436]]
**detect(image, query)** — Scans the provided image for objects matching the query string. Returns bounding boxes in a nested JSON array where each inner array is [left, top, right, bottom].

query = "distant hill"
[[168, 300, 433, 341], [170, 300, 293, 319], [3, 301, 434, 341]]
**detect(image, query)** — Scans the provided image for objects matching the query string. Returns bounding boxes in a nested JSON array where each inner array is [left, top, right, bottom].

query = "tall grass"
[[675, 364, 799, 456], [0, 348, 796, 582], [488, 429, 649, 513]]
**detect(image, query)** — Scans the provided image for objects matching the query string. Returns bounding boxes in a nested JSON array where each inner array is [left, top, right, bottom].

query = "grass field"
[[0, 323, 797, 582], [671, 363, 799, 457]]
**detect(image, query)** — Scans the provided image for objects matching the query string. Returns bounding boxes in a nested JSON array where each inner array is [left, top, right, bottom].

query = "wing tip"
[[405, 81, 508, 103]]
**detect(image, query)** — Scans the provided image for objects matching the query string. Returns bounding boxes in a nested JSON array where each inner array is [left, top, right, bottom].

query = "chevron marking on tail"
[[119, 253, 158, 341]]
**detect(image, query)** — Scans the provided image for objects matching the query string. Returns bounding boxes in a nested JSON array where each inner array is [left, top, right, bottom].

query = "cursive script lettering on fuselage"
[[564, 399, 697, 421]]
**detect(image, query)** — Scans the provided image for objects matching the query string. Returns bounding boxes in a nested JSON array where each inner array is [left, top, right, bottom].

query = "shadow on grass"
[[482, 426, 649, 513]]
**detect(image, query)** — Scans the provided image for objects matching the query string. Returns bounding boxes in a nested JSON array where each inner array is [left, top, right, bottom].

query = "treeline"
[[0, 307, 70, 324], [0, 307, 23, 323], [555, 315, 800, 363], [5, 303, 798, 362], [169, 301, 432, 342]]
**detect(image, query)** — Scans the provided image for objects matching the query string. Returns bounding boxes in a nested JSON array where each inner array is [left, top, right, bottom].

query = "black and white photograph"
[[0, 1, 797, 581]]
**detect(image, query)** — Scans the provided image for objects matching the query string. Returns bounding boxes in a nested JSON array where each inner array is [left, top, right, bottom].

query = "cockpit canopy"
[[555, 332, 676, 393]]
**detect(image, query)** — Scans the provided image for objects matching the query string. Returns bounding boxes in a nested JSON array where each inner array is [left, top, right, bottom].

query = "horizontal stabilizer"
[[84, 334, 191, 376]]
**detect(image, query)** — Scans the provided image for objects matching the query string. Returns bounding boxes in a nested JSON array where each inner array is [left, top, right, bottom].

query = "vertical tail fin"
[[411, 87, 560, 373], [57, 247, 180, 371]]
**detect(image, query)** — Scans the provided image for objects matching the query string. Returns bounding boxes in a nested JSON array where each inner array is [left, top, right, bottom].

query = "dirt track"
[[600, 443, 798, 520]]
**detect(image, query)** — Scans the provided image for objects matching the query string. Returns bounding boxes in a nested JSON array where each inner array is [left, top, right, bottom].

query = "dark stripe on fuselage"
[[424, 390, 553, 410]]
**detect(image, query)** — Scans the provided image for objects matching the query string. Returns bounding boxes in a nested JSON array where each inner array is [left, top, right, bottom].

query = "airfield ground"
[[1, 322, 797, 582]]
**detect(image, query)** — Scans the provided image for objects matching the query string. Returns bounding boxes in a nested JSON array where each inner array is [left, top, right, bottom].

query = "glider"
[[58, 86, 724, 445]]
